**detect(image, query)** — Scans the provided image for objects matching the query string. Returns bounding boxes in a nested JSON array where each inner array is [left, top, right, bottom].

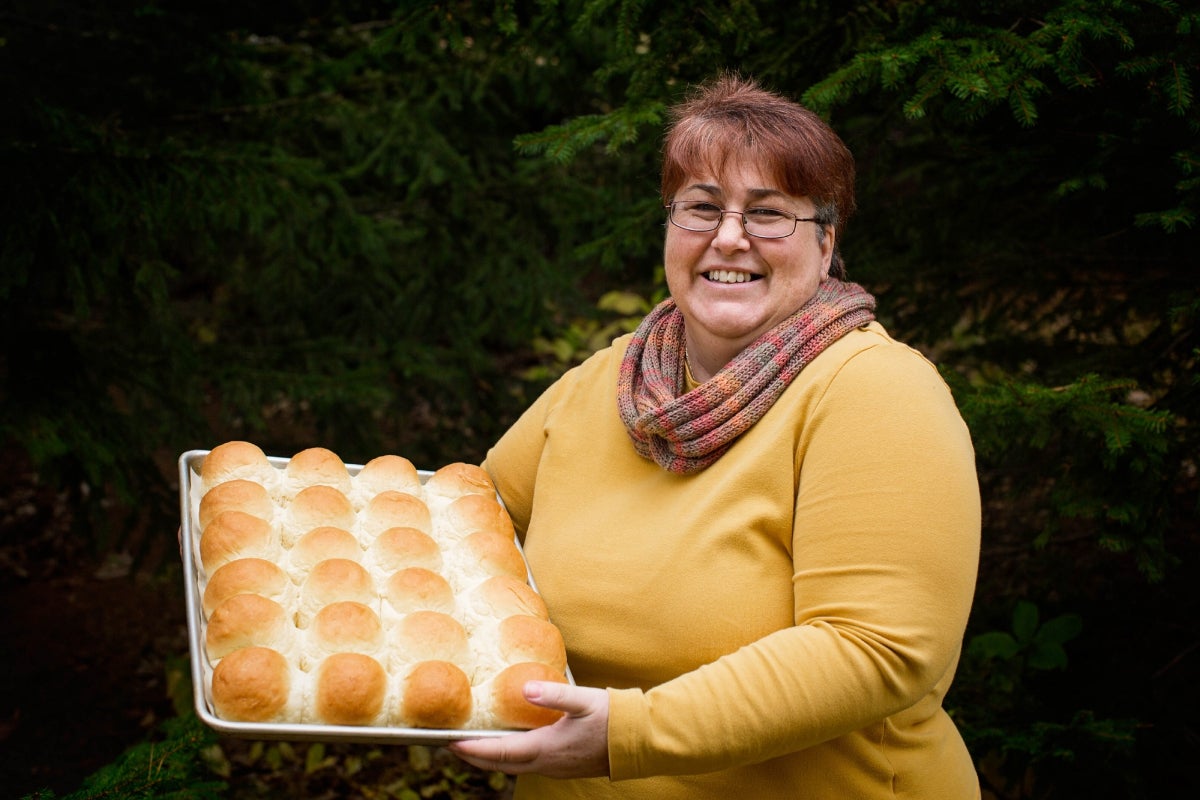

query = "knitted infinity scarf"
[[616, 279, 876, 474]]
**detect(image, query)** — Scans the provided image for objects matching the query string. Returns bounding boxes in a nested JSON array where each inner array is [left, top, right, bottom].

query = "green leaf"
[[968, 631, 1021, 660], [1012, 600, 1040, 644]]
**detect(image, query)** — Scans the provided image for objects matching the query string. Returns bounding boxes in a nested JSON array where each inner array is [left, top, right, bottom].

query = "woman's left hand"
[[448, 681, 610, 778]]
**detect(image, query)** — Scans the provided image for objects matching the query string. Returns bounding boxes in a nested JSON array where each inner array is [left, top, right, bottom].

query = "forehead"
[[670, 149, 789, 198], [676, 158, 795, 202]]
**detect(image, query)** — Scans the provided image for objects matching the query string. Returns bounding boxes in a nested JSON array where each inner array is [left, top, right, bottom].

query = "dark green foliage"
[[20, 714, 226, 800]]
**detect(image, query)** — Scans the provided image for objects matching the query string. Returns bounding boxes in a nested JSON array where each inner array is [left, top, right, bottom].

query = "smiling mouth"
[[704, 270, 761, 284]]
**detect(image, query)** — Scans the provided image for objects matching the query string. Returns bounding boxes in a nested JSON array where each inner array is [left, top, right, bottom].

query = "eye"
[[679, 201, 722, 219], [745, 207, 789, 222]]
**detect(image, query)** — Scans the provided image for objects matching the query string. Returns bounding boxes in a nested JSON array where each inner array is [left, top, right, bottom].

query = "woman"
[[451, 75, 981, 799]]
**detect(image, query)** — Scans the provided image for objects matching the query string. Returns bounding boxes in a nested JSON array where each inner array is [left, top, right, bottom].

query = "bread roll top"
[[284, 446, 353, 496], [423, 463, 496, 509], [383, 567, 455, 617], [438, 493, 516, 542], [289, 526, 361, 584], [368, 526, 443, 576], [391, 610, 471, 668], [354, 455, 422, 505], [398, 660, 473, 729], [305, 601, 384, 667], [298, 558, 377, 627], [200, 510, 279, 573], [199, 479, 275, 530], [310, 652, 389, 726], [201, 441, 277, 494], [211, 646, 297, 723], [282, 484, 355, 547], [360, 491, 432, 544], [202, 557, 292, 618], [206, 593, 295, 663]]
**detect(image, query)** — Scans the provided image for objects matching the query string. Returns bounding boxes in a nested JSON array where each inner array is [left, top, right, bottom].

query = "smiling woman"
[[450, 74, 982, 800]]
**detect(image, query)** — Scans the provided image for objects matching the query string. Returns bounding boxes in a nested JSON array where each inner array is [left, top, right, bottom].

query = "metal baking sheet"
[[178, 448, 570, 744]]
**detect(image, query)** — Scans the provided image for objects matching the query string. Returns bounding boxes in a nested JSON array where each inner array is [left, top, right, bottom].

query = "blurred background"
[[1, 1, 1196, 798]]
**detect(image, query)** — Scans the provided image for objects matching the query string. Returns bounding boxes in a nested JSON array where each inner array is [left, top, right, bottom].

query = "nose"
[[711, 211, 750, 253]]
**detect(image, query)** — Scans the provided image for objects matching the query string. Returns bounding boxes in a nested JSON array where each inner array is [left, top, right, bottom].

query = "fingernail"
[[524, 681, 542, 701]]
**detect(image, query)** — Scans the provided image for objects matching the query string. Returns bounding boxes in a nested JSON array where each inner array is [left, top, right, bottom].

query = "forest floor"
[[0, 451, 510, 799]]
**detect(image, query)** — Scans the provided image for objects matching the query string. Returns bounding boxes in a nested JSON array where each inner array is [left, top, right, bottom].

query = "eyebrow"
[[681, 183, 789, 202]]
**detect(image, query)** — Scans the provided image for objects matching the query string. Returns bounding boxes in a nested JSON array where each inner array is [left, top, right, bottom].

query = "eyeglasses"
[[665, 200, 821, 239]]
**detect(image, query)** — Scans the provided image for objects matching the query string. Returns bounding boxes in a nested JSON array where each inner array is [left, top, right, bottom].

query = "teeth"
[[706, 270, 753, 284]]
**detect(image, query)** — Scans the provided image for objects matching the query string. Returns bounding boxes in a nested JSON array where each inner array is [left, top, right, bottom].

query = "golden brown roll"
[[303, 600, 384, 668], [497, 614, 568, 674], [354, 454, 422, 505], [199, 511, 279, 573], [390, 610, 471, 669], [360, 491, 432, 544], [383, 567, 455, 619], [200, 441, 277, 493], [462, 575, 550, 624], [202, 557, 292, 618], [368, 526, 443, 576], [309, 652, 389, 726], [437, 493, 515, 542], [198, 479, 275, 531], [423, 462, 495, 506], [289, 526, 361, 584], [455, 531, 527, 582], [487, 661, 568, 730], [211, 646, 299, 723], [282, 484, 356, 547], [284, 447, 352, 495], [396, 660, 473, 729], [297, 558, 377, 627], [205, 594, 296, 663]]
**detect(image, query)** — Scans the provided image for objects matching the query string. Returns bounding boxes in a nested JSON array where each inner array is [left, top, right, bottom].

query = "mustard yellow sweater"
[[483, 322, 981, 799]]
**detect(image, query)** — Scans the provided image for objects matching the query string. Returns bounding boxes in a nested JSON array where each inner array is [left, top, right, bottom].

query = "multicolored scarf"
[[616, 279, 876, 474]]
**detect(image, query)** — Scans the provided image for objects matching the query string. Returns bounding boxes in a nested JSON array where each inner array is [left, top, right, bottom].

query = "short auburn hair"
[[660, 74, 857, 275]]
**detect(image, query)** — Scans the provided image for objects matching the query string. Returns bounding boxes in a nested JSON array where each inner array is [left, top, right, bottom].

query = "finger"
[[523, 681, 603, 716], [449, 731, 542, 772]]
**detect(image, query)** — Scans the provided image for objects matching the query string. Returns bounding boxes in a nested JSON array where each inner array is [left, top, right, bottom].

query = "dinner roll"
[[396, 660, 473, 729], [198, 479, 275, 530], [390, 610, 471, 669], [382, 567, 455, 619], [211, 646, 299, 723], [487, 661, 568, 730], [368, 526, 443, 576], [202, 557, 292, 618], [304, 601, 384, 668], [199, 511, 279, 573], [309, 652, 389, 726], [354, 455, 422, 505], [498, 614, 568, 674], [462, 575, 549, 624], [453, 531, 527, 583], [297, 558, 377, 628], [205, 594, 296, 662], [201, 441, 277, 493], [289, 526, 361, 584], [423, 463, 495, 509], [360, 491, 432, 545], [284, 446, 353, 495], [437, 493, 515, 543], [282, 484, 355, 547]]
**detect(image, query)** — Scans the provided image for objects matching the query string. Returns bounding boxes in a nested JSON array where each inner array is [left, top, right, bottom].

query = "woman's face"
[[664, 159, 835, 371]]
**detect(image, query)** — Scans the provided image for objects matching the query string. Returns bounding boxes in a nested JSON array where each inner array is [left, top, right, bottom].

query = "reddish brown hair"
[[660, 75, 857, 275]]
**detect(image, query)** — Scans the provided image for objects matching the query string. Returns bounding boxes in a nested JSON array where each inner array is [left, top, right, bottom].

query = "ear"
[[820, 225, 836, 278]]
